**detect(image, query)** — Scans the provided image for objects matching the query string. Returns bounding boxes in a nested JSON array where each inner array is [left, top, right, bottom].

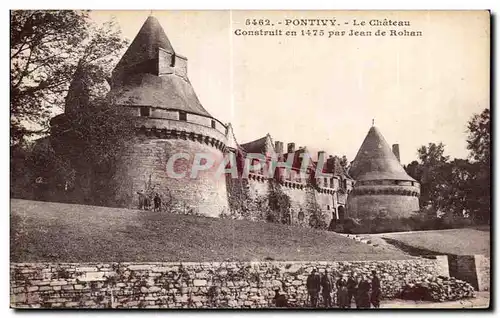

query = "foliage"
[[226, 176, 292, 224], [226, 177, 253, 220], [53, 103, 134, 205], [339, 155, 349, 169], [467, 108, 490, 165], [266, 181, 292, 225], [305, 189, 328, 230], [10, 137, 75, 201], [405, 109, 491, 224], [10, 10, 128, 145], [466, 108, 490, 223]]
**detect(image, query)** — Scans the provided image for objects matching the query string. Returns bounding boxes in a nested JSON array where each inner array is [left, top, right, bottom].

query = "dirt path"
[[381, 292, 490, 309]]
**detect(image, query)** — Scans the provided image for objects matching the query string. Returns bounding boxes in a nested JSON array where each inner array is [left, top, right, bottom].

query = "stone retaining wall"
[[448, 255, 490, 292], [11, 259, 448, 308]]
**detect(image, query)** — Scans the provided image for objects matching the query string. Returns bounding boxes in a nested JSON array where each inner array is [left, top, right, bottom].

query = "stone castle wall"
[[347, 194, 420, 219], [113, 133, 229, 218], [11, 258, 448, 309], [234, 176, 340, 227]]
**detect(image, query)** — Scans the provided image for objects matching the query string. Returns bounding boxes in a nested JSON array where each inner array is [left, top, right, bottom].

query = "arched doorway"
[[338, 205, 345, 221]]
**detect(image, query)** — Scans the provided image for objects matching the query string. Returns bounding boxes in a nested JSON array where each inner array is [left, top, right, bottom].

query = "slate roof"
[[109, 16, 212, 117], [349, 126, 416, 181], [111, 73, 211, 116], [113, 16, 174, 75], [240, 135, 273, 155]]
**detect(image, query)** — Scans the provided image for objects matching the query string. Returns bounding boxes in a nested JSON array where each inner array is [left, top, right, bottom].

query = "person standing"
[[336, 274, 349, 308], [346, 272, 358, 308], [370, 270, 381, 308], [306, 268, 321, 308], [137, 190, 145, 210], [356, 275, 371, 309], [321, 269, 335, 308], [153, 193, 162, 212], [273, 288, 288, 308]]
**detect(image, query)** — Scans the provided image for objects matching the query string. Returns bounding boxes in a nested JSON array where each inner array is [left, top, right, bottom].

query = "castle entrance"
[[338, 205, 345, 221]]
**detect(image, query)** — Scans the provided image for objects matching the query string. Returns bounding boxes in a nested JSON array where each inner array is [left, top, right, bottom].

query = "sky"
[[89, 10, 490, 165]]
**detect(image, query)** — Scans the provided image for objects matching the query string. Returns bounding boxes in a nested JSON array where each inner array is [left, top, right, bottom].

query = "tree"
[[405, 108, 491, 224], [467, 108, 490, 165], [10, 10, 128, 145], [465, 108, 490, 223], [267, 181, 292, 225], [339, 155, 348, 169], [51, 90, 136, 206], [414, 143, 451, 214]]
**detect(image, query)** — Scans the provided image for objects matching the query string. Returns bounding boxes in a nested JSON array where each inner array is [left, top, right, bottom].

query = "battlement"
[[120, 105, 227, 137]]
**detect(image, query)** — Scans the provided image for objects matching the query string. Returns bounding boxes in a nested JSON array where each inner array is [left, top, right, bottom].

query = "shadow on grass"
[[381, 237, 450, 259]]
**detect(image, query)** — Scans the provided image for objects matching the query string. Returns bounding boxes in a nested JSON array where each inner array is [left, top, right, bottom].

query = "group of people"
[[137, 190, 162, 212], [305, 268, 381, 309]]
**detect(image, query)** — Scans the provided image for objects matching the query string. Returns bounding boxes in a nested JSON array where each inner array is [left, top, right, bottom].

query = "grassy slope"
[[375, 229, 490, 256], [11, 199, 410, 263]]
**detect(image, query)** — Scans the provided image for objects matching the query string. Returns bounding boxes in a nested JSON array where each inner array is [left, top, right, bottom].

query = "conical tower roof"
[[349, 126, 415, 181], [113, 16, 174, 75], [65, 61, 91, 114], [109, 16, 212, 117]]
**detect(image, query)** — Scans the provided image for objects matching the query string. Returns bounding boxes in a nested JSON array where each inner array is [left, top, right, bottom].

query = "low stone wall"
[[448, 255, 490, 292], [11, 259, 447, 309]]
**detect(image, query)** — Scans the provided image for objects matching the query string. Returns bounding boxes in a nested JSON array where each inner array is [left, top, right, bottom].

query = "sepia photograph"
[[9, 9, 491, 309]]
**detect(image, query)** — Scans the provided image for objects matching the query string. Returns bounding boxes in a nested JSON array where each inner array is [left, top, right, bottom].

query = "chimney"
[[392, 144, 401, 162], [287, 142, 295, 153], [317, 151, 327, 161], [274, 141, 283, 154], [326, 155, 336, 174]]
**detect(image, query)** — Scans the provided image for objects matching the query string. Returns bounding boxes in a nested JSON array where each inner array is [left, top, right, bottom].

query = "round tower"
[[347, 126, 420, 219], [108, 16, 229, 217]]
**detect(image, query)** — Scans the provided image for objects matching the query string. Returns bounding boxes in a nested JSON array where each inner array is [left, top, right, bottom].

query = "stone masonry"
[[11, 259, 449, 309]]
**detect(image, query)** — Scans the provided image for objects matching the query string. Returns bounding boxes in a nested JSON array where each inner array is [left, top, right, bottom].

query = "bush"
[[400, 276, 475, 302]]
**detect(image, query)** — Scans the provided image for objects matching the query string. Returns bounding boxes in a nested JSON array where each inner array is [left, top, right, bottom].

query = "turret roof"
[[349, 126, 416, 181], [113, 16, 174, 75], [240, 134, 275, 156], [110, 16, 212, 117]]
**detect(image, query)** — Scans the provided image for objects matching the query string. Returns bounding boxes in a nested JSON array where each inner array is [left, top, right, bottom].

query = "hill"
[[368, 228, 490, 257], [11, 199, 410, 263]]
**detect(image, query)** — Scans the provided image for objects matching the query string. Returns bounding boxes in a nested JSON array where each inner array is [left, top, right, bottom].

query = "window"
[[211, 120, 216, 128], [179, 111, 187, 121], [140, 107, 151, 117], [327, 205, 330, 210]]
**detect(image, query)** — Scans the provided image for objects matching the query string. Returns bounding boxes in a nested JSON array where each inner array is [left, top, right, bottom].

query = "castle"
[[51, 16, 419, 226]]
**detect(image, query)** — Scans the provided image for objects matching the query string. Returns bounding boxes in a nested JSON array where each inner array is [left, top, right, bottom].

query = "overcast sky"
[[90, 10, 489, 164]]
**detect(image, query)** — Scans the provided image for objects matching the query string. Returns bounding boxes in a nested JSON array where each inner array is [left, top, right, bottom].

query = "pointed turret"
[[112, 16, 174, 78], [65, 61, 91, 114], [347, 125, 420, 220], [349, 126, 415, 181], [109, 16, 212, 117]]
